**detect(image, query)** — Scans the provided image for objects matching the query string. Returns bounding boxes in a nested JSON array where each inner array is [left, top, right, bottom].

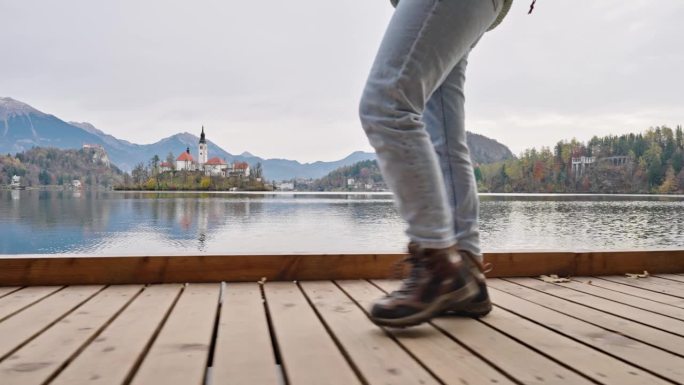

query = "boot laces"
[[391, 256, 426, 296]]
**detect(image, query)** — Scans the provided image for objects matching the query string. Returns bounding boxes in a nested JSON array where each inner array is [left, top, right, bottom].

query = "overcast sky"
[[2, 0, 682, 162]]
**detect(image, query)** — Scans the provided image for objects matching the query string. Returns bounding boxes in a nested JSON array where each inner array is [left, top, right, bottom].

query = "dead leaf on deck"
[[625, 271, 649, 279], [540, 274, 571, 283]]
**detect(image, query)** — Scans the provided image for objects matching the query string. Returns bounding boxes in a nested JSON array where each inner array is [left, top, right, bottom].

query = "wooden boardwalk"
[[1, 275, 684, 384]]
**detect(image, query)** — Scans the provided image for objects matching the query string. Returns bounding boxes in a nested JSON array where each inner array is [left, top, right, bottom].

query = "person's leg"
[[424, 54, 493, 318], [359, 0, 500, 326], [359, 0, 498, 249], [423, 55, 481, 258]]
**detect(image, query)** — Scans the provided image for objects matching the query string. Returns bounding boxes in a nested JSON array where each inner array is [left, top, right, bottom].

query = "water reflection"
[[1, 191, 683, 254]]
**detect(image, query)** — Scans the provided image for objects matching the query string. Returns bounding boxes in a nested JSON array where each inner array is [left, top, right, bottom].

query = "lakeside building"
[[571, 156, 595, 177], [10, 175, 22, 189], [571, 155, 631, 178], [171, 127, 250, 178]]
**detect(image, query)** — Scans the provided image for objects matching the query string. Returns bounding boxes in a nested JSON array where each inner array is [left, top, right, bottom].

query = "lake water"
[[1, 190, 683, 255]]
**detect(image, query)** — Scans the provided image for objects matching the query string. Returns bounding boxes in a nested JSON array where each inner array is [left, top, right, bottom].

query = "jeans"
[[360, 0, 501, 258]]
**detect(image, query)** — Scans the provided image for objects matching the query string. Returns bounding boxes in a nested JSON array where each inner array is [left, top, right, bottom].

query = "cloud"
[[0, 0, 681, 162]]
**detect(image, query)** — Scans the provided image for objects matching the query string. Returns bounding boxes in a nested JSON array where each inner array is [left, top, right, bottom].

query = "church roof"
[[234, 162, 249, 170], [205, 157, 226, 165], [177, 152, 194, 162], [199, 126, 206, 144]]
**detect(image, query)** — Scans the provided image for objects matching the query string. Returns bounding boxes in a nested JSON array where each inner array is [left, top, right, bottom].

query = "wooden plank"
[[1, 249, 683, 285], [599, 276, 684, 299], [368, 282, 591, 384], [484, 249, 684, 277], [130, 283, 219, 385], [0, 287, 21, 299], [301, 281, 439, 385], [211, 283, 279, 385], [264, 281, 360, 385], [655, 274, 684, 283], [50, 284, 182, 385], [483, 305, 668, 384], [433, 316, 592, 384], [0, 285, 142, 385], [0, 285, 102, 360], [488, 279, 684, 356], [649, 275, 684, 288], [345, 280, 514, 385], [0, 286, 63, 321], [512, 278, 684, 336], [0, 254, 406, 285], [560, 277, 684, 321], [488, 283, 684, 384], [573, 276, 684, 308]]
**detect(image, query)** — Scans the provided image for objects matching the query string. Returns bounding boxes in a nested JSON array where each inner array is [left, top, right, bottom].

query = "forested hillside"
[[0, 147, 124, 188], [478, 126, 684, 193], [305, 159, 385, 191]]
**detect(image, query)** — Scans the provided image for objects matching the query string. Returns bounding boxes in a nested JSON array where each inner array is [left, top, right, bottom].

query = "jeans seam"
[[438, 86, 460, 238]]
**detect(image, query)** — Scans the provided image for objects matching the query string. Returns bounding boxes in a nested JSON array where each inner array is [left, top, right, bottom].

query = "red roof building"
[[176, 148, 195, 171], [205, 157, 226, 165], [230, 161, 251, 177], [176, 152, 195, 162]]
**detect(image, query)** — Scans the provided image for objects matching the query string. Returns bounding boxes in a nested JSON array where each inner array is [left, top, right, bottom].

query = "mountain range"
[[0, 97, 514, 180]]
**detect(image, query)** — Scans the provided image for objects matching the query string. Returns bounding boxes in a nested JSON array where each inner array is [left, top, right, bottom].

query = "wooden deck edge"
[[1, 250, 683, 285]]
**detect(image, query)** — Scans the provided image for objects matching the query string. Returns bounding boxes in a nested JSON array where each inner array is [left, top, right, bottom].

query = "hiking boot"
[[368, 243, 478, 327], [441, 250, 492, 317]]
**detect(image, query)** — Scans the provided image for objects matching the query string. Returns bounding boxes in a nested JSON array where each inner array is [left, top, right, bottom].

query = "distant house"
[[571, 156, 595, 177], [205, 157, 228, 177], [10, 175, 21, 189], [230, 162, 250, 177], [160, 162, 173, 173], [72, 180, 82, 189], [277, 182, 294, 191], [176, 148, 195, 171]]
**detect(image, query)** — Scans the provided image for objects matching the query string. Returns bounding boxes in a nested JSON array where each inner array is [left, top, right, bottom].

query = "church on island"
[[160, 127, 250, 178]]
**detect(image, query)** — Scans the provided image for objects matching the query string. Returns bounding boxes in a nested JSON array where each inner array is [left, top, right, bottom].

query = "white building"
[[198, 126, 208, 166], [277, 182, 295, 191], [10, 175, 21, 188], [169, 127, 251, 178], [230, 162, 250, 177], [176, 148, 195, 171], [571, 156, 595, 177], [160, 162, 173, 173], [205, 157, 229, 176]]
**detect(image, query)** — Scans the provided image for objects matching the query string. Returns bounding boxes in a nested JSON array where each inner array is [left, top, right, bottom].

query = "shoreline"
[[4, 187, 684, 198]]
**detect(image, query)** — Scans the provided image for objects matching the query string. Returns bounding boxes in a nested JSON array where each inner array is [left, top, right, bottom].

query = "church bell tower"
[[198, 126, 208, 165]]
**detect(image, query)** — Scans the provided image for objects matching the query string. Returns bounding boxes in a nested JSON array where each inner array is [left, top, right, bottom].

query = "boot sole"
[[369, 280, 479, 328], [441, 300, 493, 318]]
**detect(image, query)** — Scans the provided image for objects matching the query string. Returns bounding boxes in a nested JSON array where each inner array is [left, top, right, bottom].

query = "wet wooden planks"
[[0, 276, 682, 384]]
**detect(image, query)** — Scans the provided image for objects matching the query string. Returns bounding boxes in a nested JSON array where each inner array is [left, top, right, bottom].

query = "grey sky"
[[1, 0, 682, 162]]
